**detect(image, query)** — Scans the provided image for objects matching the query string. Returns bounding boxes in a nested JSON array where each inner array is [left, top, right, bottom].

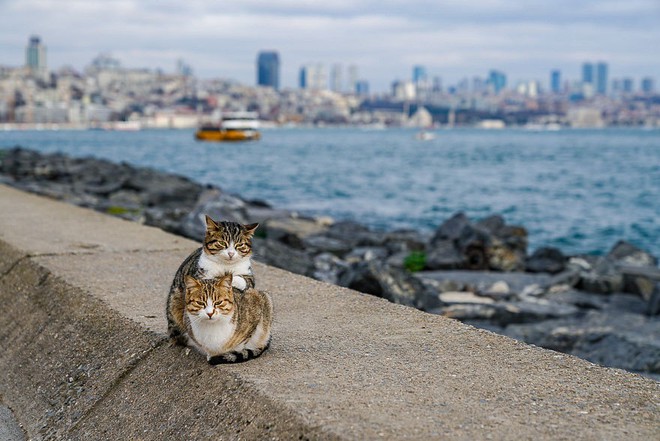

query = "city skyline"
[[2, 0, 659, 92]]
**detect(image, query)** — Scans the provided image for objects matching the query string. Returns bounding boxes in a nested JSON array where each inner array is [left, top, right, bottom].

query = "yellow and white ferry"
[[195, 111, 261, 142]]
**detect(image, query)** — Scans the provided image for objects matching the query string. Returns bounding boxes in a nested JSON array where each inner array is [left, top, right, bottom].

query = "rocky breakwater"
[[1, 147, 658, 379]]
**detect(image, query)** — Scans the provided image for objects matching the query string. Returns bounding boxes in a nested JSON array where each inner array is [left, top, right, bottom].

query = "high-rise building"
[[550, 69, 561, 94], [596, 62, 608, 95], [582, 62, 594, 85], [622, 78, 634, 93], [488, 70, 507, 94], [257, 51, 280, 90], [299, 63, 327, 90], [330, 63, 343, 93], [347, 65, 358, 94], [355, 80, 370, 96], [413, 65, 427, 84], [641, 77, 655, 94], [25, 35, 47, 77]]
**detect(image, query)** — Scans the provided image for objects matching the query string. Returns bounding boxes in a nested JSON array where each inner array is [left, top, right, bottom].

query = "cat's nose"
[[207, 311, 213, 318], [227, 251, 235, 258]]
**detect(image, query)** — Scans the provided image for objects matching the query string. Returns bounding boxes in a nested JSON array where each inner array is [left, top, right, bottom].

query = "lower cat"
[[167, 272, 273, 364]]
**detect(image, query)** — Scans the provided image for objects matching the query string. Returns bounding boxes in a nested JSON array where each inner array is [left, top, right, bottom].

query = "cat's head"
[[184, 273, 234, 321], [203, 215, 259, 263]]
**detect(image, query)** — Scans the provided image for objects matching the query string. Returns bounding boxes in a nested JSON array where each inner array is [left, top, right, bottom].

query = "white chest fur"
[[198, 250, 251, 289], [188, 313, 236, 356]]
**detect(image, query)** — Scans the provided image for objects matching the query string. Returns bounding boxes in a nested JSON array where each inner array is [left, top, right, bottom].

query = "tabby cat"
[[167, 215, 259, 344], [168, 273, 272, 364]]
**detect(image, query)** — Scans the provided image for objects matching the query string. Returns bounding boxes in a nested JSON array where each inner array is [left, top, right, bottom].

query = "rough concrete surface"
[[0, 183, 658, 440]]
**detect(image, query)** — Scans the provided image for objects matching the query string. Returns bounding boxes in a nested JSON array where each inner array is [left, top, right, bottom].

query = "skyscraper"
[[550, 69, 561, 94], [582, 62, 594, 85], [330, 63, 343, 93], [641, 77, 655, 94], [25, 35, 47, 77], [596, 62, 608, 95], [299, 63, 327, 90], [412, 65, 427, 84], [488, 70, 507, 94], [257, 51, 280, 90]]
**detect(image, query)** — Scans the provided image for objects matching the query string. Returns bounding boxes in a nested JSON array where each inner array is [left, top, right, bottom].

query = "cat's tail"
[[207, 338, 271, 365]]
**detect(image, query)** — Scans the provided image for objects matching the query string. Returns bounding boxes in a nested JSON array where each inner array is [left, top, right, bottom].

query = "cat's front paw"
[[232, 276, 247, 291]]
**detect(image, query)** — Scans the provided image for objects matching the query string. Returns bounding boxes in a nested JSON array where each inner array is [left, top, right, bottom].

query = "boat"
[[195, 111, 261, 142], [415, 130, 436, 141]]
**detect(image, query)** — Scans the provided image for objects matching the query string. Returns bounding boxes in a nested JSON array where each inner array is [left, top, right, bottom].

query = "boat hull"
[[195, 129, 261, 142]]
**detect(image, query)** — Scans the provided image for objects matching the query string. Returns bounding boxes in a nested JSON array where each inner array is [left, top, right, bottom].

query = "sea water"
[[2, 127, 659, 257]]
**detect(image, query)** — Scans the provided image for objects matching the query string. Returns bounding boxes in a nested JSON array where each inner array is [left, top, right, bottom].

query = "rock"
[[430, 212, 471, 244], [505, 310, 660, 375], [252, 237, 314, 277], [264, 217, 330, 249], [526, 247, 566, 274], [546, 289, 609, 310], [325, 220, 385, 247], [607, 240, 658, 267], [648, 287, 660, 316], [416, 270, 553, 298], [573, 256, 624, 294], [425, 240, 465, 270], [302, 235, 352, 256], [427, 213, 527, 271], [313, 253, 349, 285], [438, 292, 495, 305], [338, 260, 439, 311]]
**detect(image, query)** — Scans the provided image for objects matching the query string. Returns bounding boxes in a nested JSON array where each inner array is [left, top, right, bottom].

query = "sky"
[[2, 0, 660, 92]]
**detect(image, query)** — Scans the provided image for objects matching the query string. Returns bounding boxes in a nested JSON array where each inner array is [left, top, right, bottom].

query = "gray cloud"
[[1, 0, 659, 91]]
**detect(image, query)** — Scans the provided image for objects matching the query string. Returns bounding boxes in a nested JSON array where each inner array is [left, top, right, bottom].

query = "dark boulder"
[[526, 247, 566, 274]]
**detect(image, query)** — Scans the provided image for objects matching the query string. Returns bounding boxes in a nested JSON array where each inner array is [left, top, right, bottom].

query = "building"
[[299, 63, 326, 90], [550, 69, 561, 94], [488, 70, 507, 94], [355, 80, 369, 96], [330, 64, 343, 93], [582, 62, 594, 85], [596, 62, 608, 95], [641, 77, 655, 94], [623, 78, 634, 94], [412, 65, 427, 84], [257, 51, 280, 90], [347, 65, 358, 94], [25, 35, 47, 78]]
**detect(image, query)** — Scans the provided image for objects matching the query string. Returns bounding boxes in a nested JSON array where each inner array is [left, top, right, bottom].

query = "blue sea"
[[2, 127, 659, 257]]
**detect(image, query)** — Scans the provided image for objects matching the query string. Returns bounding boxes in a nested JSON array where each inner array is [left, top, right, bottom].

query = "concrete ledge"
[[0, 183, 658, 440]]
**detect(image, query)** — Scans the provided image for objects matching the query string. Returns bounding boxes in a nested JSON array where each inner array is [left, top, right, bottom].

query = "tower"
[[257, 51, 280, 90], [550, 69, 561, 94], [26, 35, 47, 78], [596, 62, 608, 95], [582, 62, 594, 85]]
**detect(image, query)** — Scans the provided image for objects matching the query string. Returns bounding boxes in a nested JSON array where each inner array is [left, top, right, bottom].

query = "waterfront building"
[[596, 62, 608, 95], [257, 51, 280, 90], [391, 80, 415, 100], [551, 69, 561, 94], [25, 35, 47, 79], [641, 77, 655, 94], [488, 70, 507, 94], [299, 63, 327, 90]]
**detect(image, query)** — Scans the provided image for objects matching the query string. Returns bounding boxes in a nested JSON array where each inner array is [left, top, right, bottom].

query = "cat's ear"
[[243, 223, 259, 237], [184, 275, 201, 291], [205, 215, 220, 232]]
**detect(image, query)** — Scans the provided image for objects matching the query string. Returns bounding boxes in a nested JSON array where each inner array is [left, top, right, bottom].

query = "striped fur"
[[170, 273, 273, 364], [166, 216, 262, 354]]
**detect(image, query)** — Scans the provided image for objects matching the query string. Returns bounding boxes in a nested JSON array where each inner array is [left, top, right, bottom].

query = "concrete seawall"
[[0, 183, 658, 440]]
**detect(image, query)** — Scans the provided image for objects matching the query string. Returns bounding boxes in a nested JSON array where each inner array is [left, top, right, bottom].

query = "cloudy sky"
[[2, 0, 659, 92]]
